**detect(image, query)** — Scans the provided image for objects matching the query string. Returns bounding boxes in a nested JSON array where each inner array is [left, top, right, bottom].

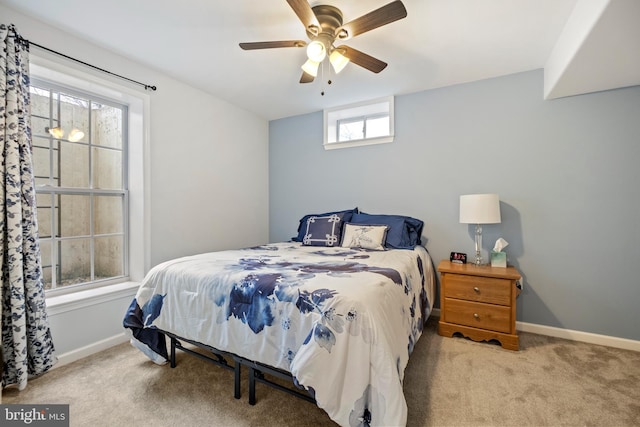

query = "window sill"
[[323, 135, 394, 150], [46, 281, 140, 316]]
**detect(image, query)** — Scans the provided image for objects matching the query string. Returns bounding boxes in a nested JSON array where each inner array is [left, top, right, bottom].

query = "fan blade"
[[239, 40, 306, 50], [300, 71, 315, 83], [336, 0, 407, 40], [287, 0, 321, 34], [338, 45, 387, 73]]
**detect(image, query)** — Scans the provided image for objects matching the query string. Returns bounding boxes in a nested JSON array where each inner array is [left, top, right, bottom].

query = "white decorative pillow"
[[340, 223, 389, 251]]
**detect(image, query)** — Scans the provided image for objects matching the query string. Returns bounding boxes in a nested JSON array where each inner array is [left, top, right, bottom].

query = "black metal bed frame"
[[164, 331, 316, 406]]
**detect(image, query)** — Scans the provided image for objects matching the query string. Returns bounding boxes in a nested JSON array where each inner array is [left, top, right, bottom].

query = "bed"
[[123, 210, 435, 426]]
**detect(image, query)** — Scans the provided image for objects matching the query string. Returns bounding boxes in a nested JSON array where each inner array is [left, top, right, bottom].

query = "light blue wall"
[[269, 70, 640, 341]]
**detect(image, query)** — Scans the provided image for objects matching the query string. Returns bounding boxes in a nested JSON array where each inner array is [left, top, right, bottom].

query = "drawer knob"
[[473, 287, 480, 293], [473, 313, 480, 319]]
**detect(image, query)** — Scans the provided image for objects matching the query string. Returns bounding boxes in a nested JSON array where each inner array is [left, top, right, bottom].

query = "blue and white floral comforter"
[[123, 242, 435, 426]]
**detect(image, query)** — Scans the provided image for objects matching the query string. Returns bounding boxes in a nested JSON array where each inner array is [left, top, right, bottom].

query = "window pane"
[[94, 196, 123, 235], [32, 135, 50, 150], [339, 120, 364, 141], [29, 86, 55, 123], [36, 193, 53, 238], [93, 103, 123, 149], [60, 238, 91, 286], [30, 88, 50, 116], [60, 93, 89, 144], [59, 141, 89, 187], [95, 236, 123, 279], [59, 195, 90, 237], [31, 116, 51, 138], [32, 136, 59, 186], [93, 147, 122, 189], [366, 116, 390, 138], [32, 143, 51, 182]]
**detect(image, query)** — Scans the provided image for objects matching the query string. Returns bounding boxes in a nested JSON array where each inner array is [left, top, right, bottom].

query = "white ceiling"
[[2, 0, 639, 120]]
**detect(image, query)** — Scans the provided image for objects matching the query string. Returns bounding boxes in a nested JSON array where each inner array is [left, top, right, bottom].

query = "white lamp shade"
[[306, 40, 326, 62], [301, 59, 320, 77], [329, 49, 349, 74], [459, 194, 501, 224]]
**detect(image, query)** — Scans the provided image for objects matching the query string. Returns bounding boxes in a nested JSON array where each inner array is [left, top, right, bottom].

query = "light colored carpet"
[[3, 317, 640, 426]]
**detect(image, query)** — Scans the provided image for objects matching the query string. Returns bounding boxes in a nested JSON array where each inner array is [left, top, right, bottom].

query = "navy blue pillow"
[[301, 213, 348, 247], [292, 208, 358, 242], [350, 213, 424, 249]]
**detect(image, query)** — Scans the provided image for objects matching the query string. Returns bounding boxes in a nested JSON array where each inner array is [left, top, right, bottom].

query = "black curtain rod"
[[28, 41, 157, 91]]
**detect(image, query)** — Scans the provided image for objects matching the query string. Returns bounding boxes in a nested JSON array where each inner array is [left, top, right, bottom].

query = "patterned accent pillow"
[[293, 208, 358, 242], [302, 214, 345, 247], [340, 223, 389, 251]]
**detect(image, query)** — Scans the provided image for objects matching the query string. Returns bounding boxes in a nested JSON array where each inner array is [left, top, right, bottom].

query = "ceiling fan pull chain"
[[321, 61, 325, 96], [320, 61, 334, 96]]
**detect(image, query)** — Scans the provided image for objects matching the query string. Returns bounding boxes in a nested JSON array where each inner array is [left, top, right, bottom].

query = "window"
[[324, 96, 394, 150], [30, 79, 128, 292]]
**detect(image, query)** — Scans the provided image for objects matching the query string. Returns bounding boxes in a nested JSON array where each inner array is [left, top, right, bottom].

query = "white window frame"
[[323, 96, 394, 150], [30, 55, 150, 296], [31, 78, 130, 292]]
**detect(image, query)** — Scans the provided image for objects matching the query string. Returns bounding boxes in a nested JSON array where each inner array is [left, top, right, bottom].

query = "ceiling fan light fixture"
[[301, 59, 320, 77], [329, 48, 349, 74], [306, 40, 326, 62], [239, 1, 408, 84]]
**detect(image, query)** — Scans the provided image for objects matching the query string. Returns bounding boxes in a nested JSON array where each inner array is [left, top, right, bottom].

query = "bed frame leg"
[[248, 366, 256, 405], [234, 362, 241, 399], [170, 336, 176, 368]]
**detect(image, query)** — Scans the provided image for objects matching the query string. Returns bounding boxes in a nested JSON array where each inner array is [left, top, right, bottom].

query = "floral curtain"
[[1, 24, 56, 390]]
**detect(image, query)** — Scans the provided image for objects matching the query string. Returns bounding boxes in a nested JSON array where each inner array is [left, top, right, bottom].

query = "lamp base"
[[474, 224, 483, 265]]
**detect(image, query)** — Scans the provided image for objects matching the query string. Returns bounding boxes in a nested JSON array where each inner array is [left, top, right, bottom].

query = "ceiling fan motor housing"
[[307, 5, 343, 41]]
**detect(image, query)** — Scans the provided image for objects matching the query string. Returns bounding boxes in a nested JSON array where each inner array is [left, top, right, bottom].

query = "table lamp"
[[459, 194, 501, 265]]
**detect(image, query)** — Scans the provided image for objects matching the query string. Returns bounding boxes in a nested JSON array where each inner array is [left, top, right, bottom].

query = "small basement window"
[[324, 96, 394, 150]]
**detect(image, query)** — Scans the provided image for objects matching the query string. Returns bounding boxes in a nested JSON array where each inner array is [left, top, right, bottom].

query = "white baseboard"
[[51, 333, 130, 369], [431, 309, 639, 352], [516, 321, 640, 352]]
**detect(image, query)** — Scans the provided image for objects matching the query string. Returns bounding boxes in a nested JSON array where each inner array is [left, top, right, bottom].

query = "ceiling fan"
[[239, 0, 408, 83]]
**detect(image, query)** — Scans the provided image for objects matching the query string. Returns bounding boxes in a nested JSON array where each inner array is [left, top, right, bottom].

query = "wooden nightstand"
[[437, 260, 521, 350]]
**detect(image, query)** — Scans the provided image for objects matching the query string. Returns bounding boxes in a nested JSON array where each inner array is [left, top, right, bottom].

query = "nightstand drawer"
[[443, 273, 511, 306], [443, 298, 512, 333]]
